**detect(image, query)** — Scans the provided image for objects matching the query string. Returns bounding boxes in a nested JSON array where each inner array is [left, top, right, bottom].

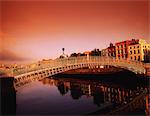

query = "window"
[[134, 50, 136, 54], [131, 56, 132, 60], [138, 49, 140, 54], [121, 50, 123, 53], [130, 51, 132, 54], [130, 47, 132, 49], [134, 46, 135, 48], [118, 50, 120, 54], [121, 45, 123, 48], [138, 56, 140, 61], [111, 53, 113, 56], [137, 46, 139, 48], [134, 56, 136, 60]]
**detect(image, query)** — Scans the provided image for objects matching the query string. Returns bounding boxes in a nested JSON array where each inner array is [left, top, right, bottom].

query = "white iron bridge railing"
[[0, 56, 144, 76], [10, 56, 145, 76]]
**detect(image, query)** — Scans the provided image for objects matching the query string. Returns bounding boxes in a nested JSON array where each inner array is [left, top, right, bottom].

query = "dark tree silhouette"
[[70, 53, 78, 57], [90, 48, 101, 56]]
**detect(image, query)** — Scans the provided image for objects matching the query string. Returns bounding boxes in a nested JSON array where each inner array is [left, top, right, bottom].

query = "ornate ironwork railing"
[[0, 56, 146, 77]]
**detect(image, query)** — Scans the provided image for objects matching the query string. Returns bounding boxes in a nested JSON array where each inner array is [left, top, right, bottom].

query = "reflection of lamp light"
[[100, 66, 104, 68]]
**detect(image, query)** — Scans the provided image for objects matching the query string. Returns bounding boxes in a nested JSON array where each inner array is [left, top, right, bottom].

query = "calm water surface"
[[16, 75, 148, 115]]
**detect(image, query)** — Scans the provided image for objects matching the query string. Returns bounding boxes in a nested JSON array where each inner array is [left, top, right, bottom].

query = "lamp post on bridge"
[[60, 48, 68, 66], [62, 48, 65, 55]]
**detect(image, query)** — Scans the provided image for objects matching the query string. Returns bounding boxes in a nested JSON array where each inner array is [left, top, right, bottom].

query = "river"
[[16, 74, 149, 115]]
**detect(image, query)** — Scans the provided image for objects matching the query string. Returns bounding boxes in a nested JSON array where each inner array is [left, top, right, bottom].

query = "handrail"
[[0, 56, 147, 77]]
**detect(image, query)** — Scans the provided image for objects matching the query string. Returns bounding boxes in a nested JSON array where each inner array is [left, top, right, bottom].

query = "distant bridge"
[[9, 56, 149, 89]]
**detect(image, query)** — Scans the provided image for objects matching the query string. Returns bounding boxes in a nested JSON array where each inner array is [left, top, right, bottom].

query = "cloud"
[[0, 49, 30, 61]]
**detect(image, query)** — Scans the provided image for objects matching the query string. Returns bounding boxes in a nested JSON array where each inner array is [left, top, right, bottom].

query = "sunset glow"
[[1, 0, 149, 64]]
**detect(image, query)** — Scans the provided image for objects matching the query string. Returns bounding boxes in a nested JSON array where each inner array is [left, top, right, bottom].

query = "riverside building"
[[128, 39, 150, 62], [115, 39, 139, 60]]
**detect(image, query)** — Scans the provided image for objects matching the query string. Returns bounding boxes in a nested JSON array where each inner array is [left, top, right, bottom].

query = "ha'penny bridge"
[[0, 56, 149, 115], [0, 56, 150, 89]]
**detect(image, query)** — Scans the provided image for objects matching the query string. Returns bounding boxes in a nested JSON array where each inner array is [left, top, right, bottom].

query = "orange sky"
[[0, 0, 149, 64]]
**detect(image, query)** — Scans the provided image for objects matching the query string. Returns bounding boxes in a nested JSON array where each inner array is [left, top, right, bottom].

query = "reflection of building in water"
[[57, 81, 69, 95], [42, 78, 58, 86], [70, 83, 83, 99], [93, 87, 104, 106], [145, 95, 149, 116], [41, 77, 148, 107], [81, 84, 91, 96]]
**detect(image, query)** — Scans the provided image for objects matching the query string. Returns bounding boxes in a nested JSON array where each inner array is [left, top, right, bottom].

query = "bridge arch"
[[13, 56, 146, 89]]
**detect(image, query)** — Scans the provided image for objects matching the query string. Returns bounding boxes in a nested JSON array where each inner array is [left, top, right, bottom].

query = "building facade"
[[128, 39, 150, 62], [101, 48, 108, 57], [107, 43, 116, 57], [115, 39, 139, 60], [101, 43, 116, 57]]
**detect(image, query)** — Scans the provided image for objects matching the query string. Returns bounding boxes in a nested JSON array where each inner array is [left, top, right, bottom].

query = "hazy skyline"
[[1, 0, 149, 64]]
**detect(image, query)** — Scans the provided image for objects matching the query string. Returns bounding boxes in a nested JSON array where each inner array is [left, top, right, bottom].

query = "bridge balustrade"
[[1, 56, 147, 77]]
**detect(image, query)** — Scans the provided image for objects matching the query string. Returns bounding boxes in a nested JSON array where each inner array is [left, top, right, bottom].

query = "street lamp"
[[62, 48, 65, 55]]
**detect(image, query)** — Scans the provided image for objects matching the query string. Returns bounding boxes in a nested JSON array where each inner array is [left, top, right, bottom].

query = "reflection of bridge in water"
[[41, 77, 149, 114], [10, 56, 149, 89]]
